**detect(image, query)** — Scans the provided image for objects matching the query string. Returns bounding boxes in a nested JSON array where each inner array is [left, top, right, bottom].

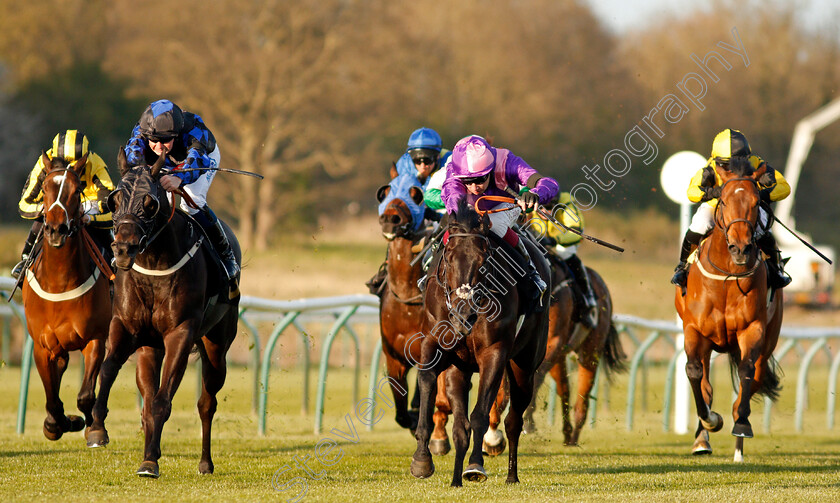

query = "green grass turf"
[[2, 363, 840, 502]]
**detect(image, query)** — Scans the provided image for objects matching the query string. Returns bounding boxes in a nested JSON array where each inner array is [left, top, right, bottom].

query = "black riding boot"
[[11, 221, 42, 279], [514, 238, 547, 299], [196, 205, 240, 288], [757, 233, 791, 289], [565, 254, 598, 329], [671, 230, 703, 288]]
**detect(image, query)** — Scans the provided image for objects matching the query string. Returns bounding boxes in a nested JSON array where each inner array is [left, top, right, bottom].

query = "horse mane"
[[727, 155, 754, 177], [450, 197, 483, 232]]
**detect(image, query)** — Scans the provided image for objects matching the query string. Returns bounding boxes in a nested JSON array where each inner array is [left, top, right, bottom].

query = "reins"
[[702, 176, 762, 281]]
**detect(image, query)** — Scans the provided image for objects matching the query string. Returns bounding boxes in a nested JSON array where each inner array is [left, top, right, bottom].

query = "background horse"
[[375, 172, 453, 454], [410, 199, 549, 486], [523, 255, 626, 446], [21, 152, 110, 441], [85, 150, 240, 478], [675, 157, 783, 462]]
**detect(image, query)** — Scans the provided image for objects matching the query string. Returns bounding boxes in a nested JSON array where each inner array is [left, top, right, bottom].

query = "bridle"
[[435, 230, 493, 310], [707, 176, 761, 278], [111, 168, 175, 254], [43, 168, 82, 239]]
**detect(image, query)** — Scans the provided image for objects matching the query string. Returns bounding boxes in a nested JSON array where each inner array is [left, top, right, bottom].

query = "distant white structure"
[[775, 97, 839, 305]]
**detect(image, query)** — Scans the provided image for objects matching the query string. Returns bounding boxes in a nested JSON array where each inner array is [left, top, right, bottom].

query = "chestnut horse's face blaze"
[[717, 169, 761, 266], [42, 154, 86, 249]]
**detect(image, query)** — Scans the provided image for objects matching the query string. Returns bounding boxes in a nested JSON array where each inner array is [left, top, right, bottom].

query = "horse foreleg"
[[78, 338, 105, 427], [410, 355, 446, 480], [483, 374, 508, 457], [732, 354, 758, 439], [462, 352, 507, 485], [383, 355, 413, 431], [445, 366, 471, 487], [88, 318, 136, 448], [504, 359, 538, 484], [197, 323, 233, 475], [570, 357, 598, 446], [138, 326, 195, 478], [430, 370, 451, 456], [552, 360, 574, 445], [135, 346, 163, 445], [32, 346, 78, 440]]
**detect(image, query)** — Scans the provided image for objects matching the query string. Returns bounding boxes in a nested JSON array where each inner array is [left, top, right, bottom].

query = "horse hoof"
[[66, 415, 85, 432], [482, 436, 506, 457], [462, 464, 487, 483], [732, 419, 753, 438], [198, 459, 214, 474], [43, 421, 63, 441], [410, 457, 434, 479], [429, 438, 451, 456], [137, 461, 160, 478], [701, 411, 724, 432], [523, 419, 537, 435], [564, 439, 580, 447], [692, 429, 712, 455], [85, 427, 109, 448]]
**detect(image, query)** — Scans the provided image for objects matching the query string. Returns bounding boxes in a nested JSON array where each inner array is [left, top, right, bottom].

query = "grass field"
[[2, 213, 840, 502], [3, 361, 840, 502]]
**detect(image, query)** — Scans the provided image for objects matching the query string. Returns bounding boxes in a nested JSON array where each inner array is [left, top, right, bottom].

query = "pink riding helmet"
[[450, 135, 496, 178]]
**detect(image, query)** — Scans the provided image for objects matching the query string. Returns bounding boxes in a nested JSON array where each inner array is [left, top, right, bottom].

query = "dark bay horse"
[[523, 254, 626, 446], [85, 150, 240, 478], [21, 153, 110, 441], [410, 199, 549, 486], [376, 172, 453, 454], [675, 156, 782, 462]]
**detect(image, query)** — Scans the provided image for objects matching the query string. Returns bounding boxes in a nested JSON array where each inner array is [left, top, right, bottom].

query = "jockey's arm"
[[83, 152, 116, 228], [759, 164, 791, 202], [18, 157, 48, 219]]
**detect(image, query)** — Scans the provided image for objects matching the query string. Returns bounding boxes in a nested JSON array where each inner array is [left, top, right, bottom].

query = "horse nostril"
[[728, 244, 739, 255], [388, 214, 400, 224]]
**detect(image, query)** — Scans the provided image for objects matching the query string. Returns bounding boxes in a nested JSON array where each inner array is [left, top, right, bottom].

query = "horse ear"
[[117, 148, 131, 176], [149, 148, 166, 178], [72, 153, 89, 175], [40, 151, 52, 172], [389, 162, 398, 179], [479, 213, 491, 235], [409, 186, 424, 206]]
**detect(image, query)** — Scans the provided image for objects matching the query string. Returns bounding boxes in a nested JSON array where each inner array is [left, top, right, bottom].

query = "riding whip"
[[503, 187, 625, 253], [773, 215, 833, 264], [167, 166, 265, 179]]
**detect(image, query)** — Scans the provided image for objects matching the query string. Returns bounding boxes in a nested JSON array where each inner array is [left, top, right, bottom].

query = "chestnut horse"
[[675, 156, 782, 462], [523, 254, 626, 445], [21, 153, 110, 441], [85, 150, 240, 478], [410, 199, 549, 486], [375, 172, 452, 453]]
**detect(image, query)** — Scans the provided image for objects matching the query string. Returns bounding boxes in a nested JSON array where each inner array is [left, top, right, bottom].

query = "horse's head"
[[41, 152, 87, 248], [439, 199, 493, 333], [716, 156, 761, 266], [376, 173, 425, 240], [107, 149, 169, 269]]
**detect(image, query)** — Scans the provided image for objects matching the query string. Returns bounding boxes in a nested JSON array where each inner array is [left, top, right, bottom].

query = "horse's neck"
[[136, 215, 195, 268], [387, 237, 422, 294], [38, 235, 92, 288]]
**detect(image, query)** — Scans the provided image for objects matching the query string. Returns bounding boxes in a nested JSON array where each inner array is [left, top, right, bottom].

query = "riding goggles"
[[460, 173, 491, 185]]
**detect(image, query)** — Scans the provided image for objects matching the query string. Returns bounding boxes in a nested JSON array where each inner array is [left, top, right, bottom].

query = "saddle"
[[179, 210, 239, 303]]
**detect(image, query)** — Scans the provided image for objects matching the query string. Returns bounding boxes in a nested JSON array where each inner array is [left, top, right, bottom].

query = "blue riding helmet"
[[407, 127, 442, 153]]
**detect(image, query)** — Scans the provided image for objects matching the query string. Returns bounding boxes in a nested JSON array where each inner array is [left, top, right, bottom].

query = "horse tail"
[[600, 322, 628, 377], [727, 354, 783, 402]]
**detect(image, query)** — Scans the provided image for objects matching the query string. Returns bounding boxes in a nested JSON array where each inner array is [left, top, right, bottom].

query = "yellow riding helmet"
[[711, 128, 750, 163], [51, 130, 89, 162]]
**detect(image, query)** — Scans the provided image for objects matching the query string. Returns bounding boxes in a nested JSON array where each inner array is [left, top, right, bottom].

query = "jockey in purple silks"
[[442, 135, 559, 297]]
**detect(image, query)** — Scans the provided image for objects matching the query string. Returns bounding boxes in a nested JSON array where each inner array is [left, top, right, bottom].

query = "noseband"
[[44, 168, 82, 238]]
